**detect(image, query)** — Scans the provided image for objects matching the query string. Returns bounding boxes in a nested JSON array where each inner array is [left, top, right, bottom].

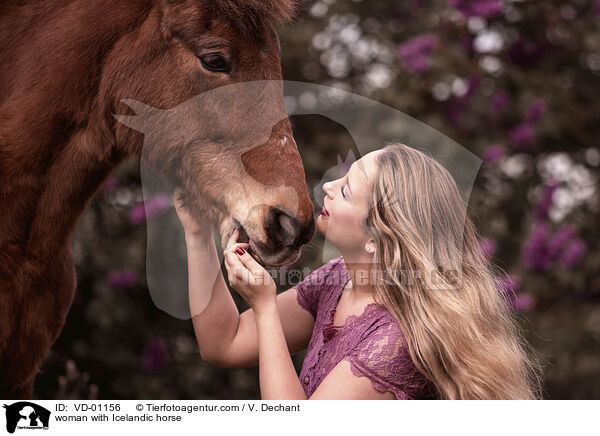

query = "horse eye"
[[199, 54, 230, 73]]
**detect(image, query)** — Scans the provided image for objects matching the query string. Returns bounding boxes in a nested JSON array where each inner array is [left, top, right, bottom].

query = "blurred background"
[[34, 0, 599, 399]]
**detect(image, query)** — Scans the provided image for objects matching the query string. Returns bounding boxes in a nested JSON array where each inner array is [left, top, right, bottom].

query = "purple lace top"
[[296, 256, 437, 400]]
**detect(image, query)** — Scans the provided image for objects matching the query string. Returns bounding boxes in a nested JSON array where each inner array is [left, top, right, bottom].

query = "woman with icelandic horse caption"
[[174, 143, 544, 400]]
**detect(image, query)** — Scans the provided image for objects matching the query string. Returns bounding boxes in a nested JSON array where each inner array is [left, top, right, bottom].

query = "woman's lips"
[[321, 206, 329, 217]]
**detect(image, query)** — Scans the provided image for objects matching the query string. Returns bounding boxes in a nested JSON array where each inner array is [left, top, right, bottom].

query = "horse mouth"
[[233, 219, 263, 265]]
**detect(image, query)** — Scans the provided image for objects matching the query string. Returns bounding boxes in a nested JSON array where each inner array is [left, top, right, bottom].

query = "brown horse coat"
[[0, 0, 308, 398]]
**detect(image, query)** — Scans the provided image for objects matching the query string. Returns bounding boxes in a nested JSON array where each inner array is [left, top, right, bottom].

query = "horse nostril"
[[265, 207, 316, 249], [277, 211, 296, 240], [264, 207, 300, 248]]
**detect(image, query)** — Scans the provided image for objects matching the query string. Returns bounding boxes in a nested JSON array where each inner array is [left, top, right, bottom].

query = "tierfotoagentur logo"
[[235, 266, 462, 290], [113, 80, 481, 319], [2, 402, 50, 433]]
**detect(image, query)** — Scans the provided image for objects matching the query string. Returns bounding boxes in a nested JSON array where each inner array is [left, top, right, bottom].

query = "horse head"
[[109, 0, 314, 266]]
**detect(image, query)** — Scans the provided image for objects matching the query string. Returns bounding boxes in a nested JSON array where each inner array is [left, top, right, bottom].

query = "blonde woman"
[[175, 143, 543, 400]]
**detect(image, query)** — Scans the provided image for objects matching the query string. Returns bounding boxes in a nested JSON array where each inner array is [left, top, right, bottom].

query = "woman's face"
[[316, 150, 382, 253]]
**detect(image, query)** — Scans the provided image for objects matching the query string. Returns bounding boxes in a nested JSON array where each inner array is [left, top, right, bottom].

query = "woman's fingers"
[[224, 242, 250, 271], [225, 228, 240, 253], [224, 259, 253, 286], [224, 242, 250, 260], [223, 230, 253, 286]]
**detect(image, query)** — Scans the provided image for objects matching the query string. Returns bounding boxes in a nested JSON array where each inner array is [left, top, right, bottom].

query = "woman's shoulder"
[[320, 255, 346, 275], [295, 256, 348, 319], [299, 256, 348, 287]]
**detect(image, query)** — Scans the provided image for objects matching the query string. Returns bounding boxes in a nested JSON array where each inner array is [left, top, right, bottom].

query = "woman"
[[174, 143, 543, 400]]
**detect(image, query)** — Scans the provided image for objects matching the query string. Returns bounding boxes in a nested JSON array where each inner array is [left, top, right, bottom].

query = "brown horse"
[[0, 0, 314, 399]]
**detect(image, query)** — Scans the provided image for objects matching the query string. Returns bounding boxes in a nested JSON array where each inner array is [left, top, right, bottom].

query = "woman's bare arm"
[[175, 188, 315, 368], [216, 286, 315, 368], [186, 234, 241, 364], [186, 233, 315, 368]]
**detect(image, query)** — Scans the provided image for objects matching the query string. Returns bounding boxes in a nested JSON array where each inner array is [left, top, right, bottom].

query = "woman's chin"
[[316, 213, 328, 235]]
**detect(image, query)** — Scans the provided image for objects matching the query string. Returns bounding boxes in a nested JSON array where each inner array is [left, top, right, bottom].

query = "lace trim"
[[324, 303, 384, 341], [323, 276, 387, 342], [345, 356, 411, 400]]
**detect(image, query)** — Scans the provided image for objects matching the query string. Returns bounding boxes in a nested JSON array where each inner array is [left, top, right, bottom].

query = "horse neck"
[[1, 125, 124, 261], [0, 0, 153, 260]]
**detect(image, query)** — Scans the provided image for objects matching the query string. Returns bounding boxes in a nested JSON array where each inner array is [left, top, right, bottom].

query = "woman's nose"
[[323, 181, 333, 197]]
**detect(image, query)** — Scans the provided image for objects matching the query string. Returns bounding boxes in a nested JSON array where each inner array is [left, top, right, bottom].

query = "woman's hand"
[[173, 187, 214, 241], [223, 229, 277, 311]]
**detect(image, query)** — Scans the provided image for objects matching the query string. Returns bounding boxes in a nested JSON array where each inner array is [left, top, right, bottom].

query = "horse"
[[0, 0, 314, 399]]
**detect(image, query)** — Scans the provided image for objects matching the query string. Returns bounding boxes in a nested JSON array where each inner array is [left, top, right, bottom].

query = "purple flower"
[[107, 269, 138, 289], [496, 276, 535, 312], [397, 35, 437, 58], [129, 194, 171, 225], [497, 275, 521, 296], [508, 38, 550, 68], [397, 35, 438, 73], [547, 225, 576, 259], [509, 122, 535, 149], [141, 338, 166, 373], [559, 238, 586, 268], [447, 0, 503, 18], [100, 177, 118, 194], [480, 238, 497, 258], [444, 99, 466, 124], [441, 75, 481, 130], [465, 76, 481, 99], [404, 55, 430, 73], [482, 145, 505, 164], [512, 294, 535, 311], [522, 222, 552, 271], [461, 36, 475, 57], [129, 204, 146, 225], [526, 100, 547, 122], [535, 181, 559, 221], [496, 276, 534, 311], [471, 0, 503, 18], [492, 91, 509, 114]]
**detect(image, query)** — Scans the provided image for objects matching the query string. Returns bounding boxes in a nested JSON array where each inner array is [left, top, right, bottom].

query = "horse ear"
[[112, 99, 160, 132]]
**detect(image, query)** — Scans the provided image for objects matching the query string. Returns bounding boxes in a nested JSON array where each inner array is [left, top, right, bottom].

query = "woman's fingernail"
[[236, 247, 245, 256]]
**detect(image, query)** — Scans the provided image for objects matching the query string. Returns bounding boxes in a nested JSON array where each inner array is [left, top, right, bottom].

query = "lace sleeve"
[[344, 321, 433, 400], [295, 257, 342, 319]]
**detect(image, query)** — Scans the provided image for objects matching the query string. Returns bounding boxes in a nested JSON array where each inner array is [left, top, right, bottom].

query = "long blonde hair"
[[364, 143, 544, 399]]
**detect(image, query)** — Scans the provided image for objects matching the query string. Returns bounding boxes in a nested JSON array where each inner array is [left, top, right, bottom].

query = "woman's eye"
[[341, 186, 347, 199], [199, 54, 230, 73]]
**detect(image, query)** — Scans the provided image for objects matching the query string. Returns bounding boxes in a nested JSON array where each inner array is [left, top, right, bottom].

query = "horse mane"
[[207, 0, 306, 33]]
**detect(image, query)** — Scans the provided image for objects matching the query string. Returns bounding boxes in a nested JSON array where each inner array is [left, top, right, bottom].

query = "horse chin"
[[235, 223, 266, 266], [258, 248, 302, 267], [218, 217, 266, 266], [217, 217, 302, 267], [235, 223, 303, 267]]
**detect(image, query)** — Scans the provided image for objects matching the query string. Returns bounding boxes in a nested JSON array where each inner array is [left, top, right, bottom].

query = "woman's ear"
[[365, 238, 376, 254]]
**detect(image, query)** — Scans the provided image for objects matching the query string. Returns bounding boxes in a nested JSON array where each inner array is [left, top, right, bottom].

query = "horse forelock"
[[207, 0, 305, 33]]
